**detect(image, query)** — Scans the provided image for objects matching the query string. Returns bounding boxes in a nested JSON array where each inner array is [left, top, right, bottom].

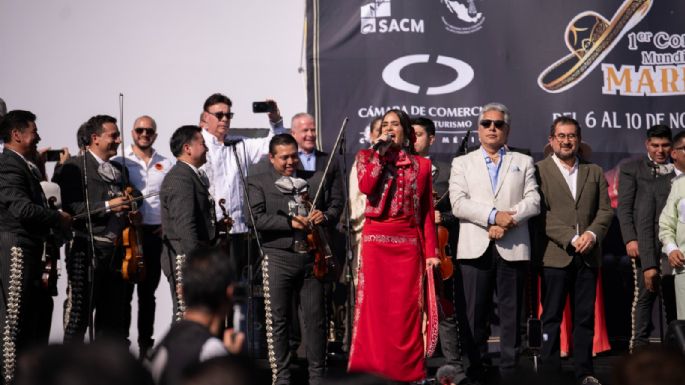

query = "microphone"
[[372, 133, 395, 150], [224, 138, 243, 147], [436, 365, 459, 385]]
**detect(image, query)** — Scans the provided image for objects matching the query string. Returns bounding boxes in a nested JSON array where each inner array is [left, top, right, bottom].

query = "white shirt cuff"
[[105, 201, 111, 213], [664, 243, 679, 256]]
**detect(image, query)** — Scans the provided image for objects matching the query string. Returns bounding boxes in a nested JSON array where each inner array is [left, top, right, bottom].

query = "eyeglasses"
[[674, 146, 685, 152], [554, 133, 578, 141], [206, 111, 234, 121], [134, 127, 156, 135], [479, 119, 506, 129]]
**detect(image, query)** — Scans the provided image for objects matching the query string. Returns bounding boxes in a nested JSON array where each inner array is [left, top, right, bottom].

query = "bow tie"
[[274, 176, 309, 195], [27, 161, 43, 181], [650, 162, 674, 176], [97, 162, 121, 183], [198, 169, 210, 188]]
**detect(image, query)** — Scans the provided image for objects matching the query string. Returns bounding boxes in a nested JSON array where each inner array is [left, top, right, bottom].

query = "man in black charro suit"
[[0, 110, 72, 382], [160, 125, 217, 320], [247, 133, 342, 385], [55, 114, 137, 343]]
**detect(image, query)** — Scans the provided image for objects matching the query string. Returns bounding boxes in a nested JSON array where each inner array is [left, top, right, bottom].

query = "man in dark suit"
[[637, 131, 685, 326], [536, 116, 613, 384], [254, 109, 345, 355], [247, 133, 342, 385], [617, 125, 673, 350], [160, 125, 216, 320], [54, 115, 136, 342], [0, 110, 71, 382], [412, 117, 467, 383]]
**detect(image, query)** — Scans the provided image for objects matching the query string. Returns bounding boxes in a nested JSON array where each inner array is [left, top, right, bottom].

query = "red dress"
[[348, 148, 438, 382]]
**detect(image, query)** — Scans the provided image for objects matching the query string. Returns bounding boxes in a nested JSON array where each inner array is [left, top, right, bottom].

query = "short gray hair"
[[479, 102, 511, 125], [290, 112, 314, 128], [0, 97, 6, 117]]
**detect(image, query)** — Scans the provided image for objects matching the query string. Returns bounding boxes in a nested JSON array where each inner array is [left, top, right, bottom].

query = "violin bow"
[[310, 117, 349, 210]]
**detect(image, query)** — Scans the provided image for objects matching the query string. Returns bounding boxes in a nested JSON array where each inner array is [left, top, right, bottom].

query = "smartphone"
[[252, 101, 274, 113], [232, 303, 244, 333], [46, 150, 63, 162], [527, 317, 543, 349]]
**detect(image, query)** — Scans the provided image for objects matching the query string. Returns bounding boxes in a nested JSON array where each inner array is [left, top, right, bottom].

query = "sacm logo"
[[382, 54, 474, 95], [361, 0, 424, 35]]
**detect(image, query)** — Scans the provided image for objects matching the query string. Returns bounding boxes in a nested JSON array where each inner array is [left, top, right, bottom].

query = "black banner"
[[307, 0, 685, 168]]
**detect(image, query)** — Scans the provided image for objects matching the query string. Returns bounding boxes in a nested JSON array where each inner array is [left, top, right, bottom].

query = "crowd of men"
[[1, 95, 685, 385]]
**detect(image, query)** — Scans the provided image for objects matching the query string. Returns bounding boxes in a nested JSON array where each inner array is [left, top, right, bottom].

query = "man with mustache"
[[0, 110, 72, 382], [535, 116, 613, 385]]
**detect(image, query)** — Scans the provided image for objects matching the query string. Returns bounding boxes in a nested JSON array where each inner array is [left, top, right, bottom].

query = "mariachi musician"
[[55, 115, 138, 343], [160, 125, 218, 321], [0, 110, 72, 382], [246, 133, 342, 385]]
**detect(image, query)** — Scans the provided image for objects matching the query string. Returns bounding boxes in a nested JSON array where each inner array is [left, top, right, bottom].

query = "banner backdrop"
[[307, 0, 685, 168]]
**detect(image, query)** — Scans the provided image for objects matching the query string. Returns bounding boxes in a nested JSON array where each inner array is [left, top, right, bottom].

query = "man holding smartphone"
[[198, 93, 285, 282]]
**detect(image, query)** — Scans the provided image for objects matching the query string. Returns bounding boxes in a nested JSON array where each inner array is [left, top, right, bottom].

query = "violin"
[[121, 186, 146, 283], [217, 199, 235, 241], [302, 193, 338, 282], [434, 191, 454, 280]]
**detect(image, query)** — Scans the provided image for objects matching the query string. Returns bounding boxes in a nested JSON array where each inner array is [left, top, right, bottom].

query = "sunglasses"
[[479, 119, 507, 129], [207, 111, 234, 121], [134, 127, 156, 135]]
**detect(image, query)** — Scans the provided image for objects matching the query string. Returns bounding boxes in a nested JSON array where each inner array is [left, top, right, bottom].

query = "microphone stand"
[[338, 128, 355, 353], [229, 142, 266, 358], [81, 145, 97, 342]]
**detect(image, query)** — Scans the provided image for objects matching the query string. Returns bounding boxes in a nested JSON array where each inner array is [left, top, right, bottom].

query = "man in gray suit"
[[160, 125, 216, 319], [536, 116, 613, 385], [449, 103, 540, 378], [247, 133, 342, 385]]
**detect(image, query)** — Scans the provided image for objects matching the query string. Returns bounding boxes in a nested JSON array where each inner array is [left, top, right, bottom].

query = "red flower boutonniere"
[[154, 163, 163, 171]]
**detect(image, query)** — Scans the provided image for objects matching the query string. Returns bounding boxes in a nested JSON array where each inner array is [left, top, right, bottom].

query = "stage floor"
[[252, 349, 624, 384]]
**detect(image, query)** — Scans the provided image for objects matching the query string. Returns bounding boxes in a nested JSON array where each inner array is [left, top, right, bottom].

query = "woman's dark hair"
[[382, 109, 416, 154]]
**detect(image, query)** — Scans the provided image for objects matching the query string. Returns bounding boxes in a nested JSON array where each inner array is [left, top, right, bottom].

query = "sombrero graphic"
[[538, 0, 652, 93]]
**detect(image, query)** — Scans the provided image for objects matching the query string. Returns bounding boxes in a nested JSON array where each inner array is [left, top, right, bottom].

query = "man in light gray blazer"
[[449, 103, 540, 378]]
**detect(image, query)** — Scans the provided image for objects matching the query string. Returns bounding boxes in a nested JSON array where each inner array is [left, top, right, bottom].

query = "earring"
[[403, 138, 410, 147]]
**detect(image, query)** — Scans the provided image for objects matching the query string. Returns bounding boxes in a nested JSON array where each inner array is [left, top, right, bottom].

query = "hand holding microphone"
[[372, 132, 394, 155]]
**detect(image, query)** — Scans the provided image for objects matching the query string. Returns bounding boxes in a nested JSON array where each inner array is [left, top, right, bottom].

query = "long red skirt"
[[348, 218, 425, 382]]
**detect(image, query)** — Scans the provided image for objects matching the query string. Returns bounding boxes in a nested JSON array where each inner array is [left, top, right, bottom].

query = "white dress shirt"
[[200, 126, 284, 234], [551, 154, 596, 243], [112, 146, 174, 225], [551, 154, 579, 200]]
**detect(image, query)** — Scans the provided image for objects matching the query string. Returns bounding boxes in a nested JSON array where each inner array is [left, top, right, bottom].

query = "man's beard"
[[555, 147, 576, 160], [135, 141, 152, 150]]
